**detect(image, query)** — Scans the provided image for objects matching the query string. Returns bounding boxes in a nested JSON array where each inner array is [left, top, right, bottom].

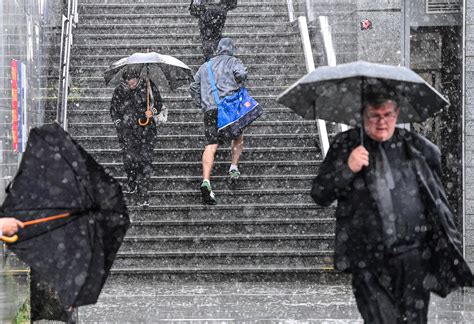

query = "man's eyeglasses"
[[365, 111, 398, 124]]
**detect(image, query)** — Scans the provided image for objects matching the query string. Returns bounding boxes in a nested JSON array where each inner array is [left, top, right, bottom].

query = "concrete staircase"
[[51, 0, 349, 283]]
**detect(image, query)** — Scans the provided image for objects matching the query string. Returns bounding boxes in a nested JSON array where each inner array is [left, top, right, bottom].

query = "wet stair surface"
[[53, 0, 352, 319], [58, 0, 341, 281]]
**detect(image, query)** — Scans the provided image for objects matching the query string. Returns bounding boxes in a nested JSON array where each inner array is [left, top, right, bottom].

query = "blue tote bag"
[[206, 61, 263, 138]]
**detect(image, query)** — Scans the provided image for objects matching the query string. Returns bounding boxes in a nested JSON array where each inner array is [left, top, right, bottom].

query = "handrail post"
[[56, 0, 77, 131], [56, 15, 67, 124], [287, 0, 295, 22], [319, 16, 348, 133], [298, 16, 330, 158]]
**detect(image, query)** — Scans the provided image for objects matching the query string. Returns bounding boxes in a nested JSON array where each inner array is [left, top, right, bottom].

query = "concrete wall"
[[465, 0, 474, 269], [356, 0, 401, 64]]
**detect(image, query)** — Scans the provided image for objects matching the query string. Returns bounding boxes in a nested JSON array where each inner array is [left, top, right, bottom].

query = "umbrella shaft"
[[23, 212, 71, 227]]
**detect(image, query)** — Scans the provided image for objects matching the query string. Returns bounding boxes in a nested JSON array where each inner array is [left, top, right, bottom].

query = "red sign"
[[11, 59, 19, 152]]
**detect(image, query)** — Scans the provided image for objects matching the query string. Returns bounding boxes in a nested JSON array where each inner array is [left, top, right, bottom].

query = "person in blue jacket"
[[189, 38, 247, 205]]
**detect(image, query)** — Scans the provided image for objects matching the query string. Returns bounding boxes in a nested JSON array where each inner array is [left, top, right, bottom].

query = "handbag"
[[206, 61, 263, 138]]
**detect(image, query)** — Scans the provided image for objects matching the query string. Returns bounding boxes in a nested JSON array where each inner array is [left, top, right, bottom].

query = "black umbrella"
[[103, 51, 193, 90], [0, 123, 129, 309], [277, 60, 450, 126]]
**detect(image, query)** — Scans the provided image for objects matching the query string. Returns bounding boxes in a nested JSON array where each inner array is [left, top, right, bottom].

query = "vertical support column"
[[461, 0, 467, 258], [298, 16, 330, 157], [287, 0, 295, 22], [400, 0, 411, 131]]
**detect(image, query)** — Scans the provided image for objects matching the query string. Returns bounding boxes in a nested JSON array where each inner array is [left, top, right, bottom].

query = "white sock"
[[202, 179, 210, 184], [229, 164, 239, 172]]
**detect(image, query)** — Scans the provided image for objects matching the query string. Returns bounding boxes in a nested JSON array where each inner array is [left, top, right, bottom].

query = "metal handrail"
[[287, 0, 295, 22], [285, 0, 330, 157], [56, 0, 78, 132], [297, 16, 330, 157], [319, 16, 349, 133]]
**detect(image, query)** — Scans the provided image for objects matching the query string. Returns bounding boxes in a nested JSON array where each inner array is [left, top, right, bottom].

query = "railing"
[[287, 0, 330, 157], [56, 0, 78, 132]]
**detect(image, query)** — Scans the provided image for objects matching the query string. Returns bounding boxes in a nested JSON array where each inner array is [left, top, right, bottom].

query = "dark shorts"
[[204, 109, 241, 146]]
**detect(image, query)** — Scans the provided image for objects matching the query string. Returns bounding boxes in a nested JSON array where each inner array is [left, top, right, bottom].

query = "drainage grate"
[[426, 0, 461, 14]]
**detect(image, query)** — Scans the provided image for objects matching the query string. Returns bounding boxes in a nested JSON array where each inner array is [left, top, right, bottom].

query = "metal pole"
[[400, 0, 411, 131], [56, 15, 67, 123], [306, 0, 314, 23], [287, 0, 295, 22], [298, 16, 330, 157], [61, 0, 74, 131], [319, 16, 348, 133], [461, 0, 467, 258]]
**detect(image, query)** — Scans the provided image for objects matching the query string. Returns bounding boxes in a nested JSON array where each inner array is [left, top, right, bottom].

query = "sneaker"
[[200, 181, 217, 205], [228, 169, 240, 184]]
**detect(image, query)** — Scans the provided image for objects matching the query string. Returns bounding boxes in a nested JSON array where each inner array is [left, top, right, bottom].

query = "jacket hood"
[[216, 38, 235, 56]]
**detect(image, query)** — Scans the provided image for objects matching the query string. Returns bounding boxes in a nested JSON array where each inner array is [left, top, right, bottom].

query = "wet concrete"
[[79, 281, 474, 323], [0, 247, 29, 323]]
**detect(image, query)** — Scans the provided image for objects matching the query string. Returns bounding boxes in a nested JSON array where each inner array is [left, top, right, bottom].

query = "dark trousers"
[[198, 9, 227, 61], [117, 126, 155, 200], [351, 248, 430, 324]]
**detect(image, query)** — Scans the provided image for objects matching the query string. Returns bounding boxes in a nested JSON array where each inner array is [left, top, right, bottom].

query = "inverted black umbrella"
[[0, 123, 129, 309], [277, 60, 450, 126], [103, 51, 193, 90]]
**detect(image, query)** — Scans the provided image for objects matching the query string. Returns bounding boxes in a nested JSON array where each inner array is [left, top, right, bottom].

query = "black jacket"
[[110, 79, 162, 136], [311, 128, 473, 297]]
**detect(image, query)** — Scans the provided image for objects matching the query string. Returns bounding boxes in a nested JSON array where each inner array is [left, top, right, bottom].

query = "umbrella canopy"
[[277, 60, 450, 125], [0, 123, 129, 308], [104, 52, 193, 90]]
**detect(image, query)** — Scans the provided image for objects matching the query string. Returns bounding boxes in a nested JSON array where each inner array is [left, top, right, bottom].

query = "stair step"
[[61, 96, 291, 110], [66, 74, 302, 87], [86, 147, 322, 163], [72, 32, 300, 45], [114, 250, 333, 268], [106, 268, 347, 284], [66, 52, 306, 65], [79, 3, 289, 14], [68, 120, 318, 136], [75, 22, 297, 34], [62, 108, 309, 123], [78, 13, 289, 25], [126, 218, 334, 236], [76, 134, 321, 150], [71, 42, 301, 56], [121, 176, 313, 191], [126, 188, 315, 205], [121, 234, 334, 252], [65, 85, 293, 98], [56, 63, 307, 77], [127, 203, 333, 221]]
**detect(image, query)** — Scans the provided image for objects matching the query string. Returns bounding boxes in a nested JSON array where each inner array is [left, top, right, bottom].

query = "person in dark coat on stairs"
[[110, 65, 162, 207], [189, 37, 247, 205], [311, 91, 473, 324], [189, 0, 237, 61]]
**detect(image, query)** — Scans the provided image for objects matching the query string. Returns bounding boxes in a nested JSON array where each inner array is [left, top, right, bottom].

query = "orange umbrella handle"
[[1, 234, 19, 244], [138, 117, 151, 126], [0, 212, 71, 244]]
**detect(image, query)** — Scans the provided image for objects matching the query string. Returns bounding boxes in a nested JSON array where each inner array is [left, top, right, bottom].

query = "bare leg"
[[202, 144, 218, 180], [231, 134, 244, 166]]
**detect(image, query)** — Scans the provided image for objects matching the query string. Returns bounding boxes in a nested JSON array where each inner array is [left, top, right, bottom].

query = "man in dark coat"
[[190, 0, 237, 61], [189, 37, 247, 205], [311, 93, 473, 323], [110, 65, 162, 206]]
